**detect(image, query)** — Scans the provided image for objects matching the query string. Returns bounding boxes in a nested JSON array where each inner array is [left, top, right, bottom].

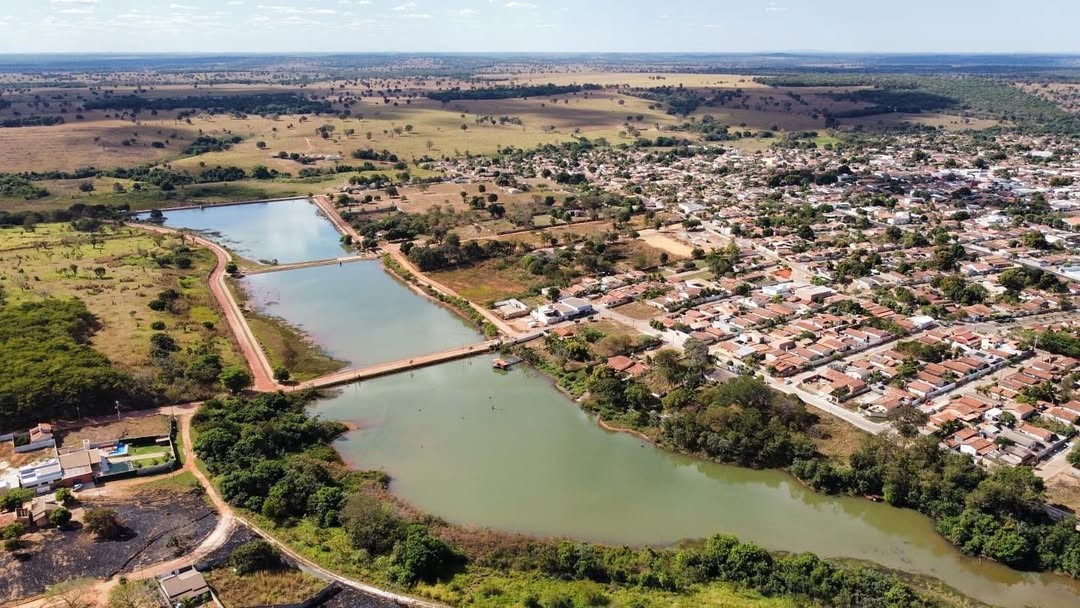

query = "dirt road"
[[130, 223, 278, 391]]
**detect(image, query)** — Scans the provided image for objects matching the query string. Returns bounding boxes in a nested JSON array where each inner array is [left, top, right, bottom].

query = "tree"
[[220, 366, 252, 394], [390, 524, 459, 585], [108, 580, 160, 608], [83, 508, 123, 540], [0, 488, 33, 511], [49, 507, 72, 528], [1068, 443, 1080, 469], [889, 405, 928, 438], [273, 366, 291, 382], [230, 540, 280, 575], [342, 494, 404, 556]]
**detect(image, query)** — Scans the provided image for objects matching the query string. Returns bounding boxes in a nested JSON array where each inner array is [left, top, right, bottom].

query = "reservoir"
[[140, 198, 347, 264], [159, 198, 1080, 607], [313, 359, 1080, 608], [241, 261, 483, 368]]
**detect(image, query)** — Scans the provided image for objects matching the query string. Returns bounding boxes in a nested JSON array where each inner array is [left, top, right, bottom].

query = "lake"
[[140, 198, 347, 264], [313, 360, 1080, 608], [241, 261, 483, 368]]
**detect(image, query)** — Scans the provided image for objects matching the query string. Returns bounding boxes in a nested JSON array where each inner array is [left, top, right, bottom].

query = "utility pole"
[[115, 400, 122, 421]]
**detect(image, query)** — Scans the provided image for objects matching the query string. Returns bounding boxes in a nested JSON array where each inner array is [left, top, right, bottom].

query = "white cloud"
[[457, 8, 478, 16], [505, 1, 536, 7], [49, 0, 97, 4], [392, 1, 416, 10], [169, 3, 197, 9]]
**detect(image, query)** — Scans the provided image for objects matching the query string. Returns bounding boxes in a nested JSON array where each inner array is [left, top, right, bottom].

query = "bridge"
[[243, 254, 377, 275], [295, 340, 502, 390]]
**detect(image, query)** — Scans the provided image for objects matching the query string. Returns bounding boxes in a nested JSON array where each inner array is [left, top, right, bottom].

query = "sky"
[[0, 0, 1077, 55]]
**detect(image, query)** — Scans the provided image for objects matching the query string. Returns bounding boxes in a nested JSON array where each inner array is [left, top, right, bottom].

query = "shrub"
[[150, 321, 166, 330], [55, 488, 74, 506], [230, 540, 281, 575], [1, 522, 25, 540]]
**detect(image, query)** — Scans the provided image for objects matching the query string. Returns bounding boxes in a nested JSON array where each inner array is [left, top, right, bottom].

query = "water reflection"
[[139, 198, 347, 264]]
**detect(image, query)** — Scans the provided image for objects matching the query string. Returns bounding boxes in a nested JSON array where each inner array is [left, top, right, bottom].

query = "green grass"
[[136, 470, 198, 491], [419, 571, 802, 607]]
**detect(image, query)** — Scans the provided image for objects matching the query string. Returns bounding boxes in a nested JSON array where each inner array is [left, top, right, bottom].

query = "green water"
[[314, 360, 1080, 608], [138, 198, 347, 264], [241, 262, 483, 368]]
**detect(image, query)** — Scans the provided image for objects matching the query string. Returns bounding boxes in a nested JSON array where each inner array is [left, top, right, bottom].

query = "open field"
[[614, 301, 662, 321], [429, 257, 543, 304], [57, 415, 171, 450], [1045, 470, 1080, 514], [207, 567, 326, 607], [488, 72, 770, 89], [842, 112, 1002, 132], [809, 411, 871, 461], [0, 119, 195, 172], [0, 223, 242, 373], [640, 230, 697, 257]]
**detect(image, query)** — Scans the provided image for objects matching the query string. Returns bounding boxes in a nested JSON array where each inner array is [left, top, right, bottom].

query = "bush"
[[230, 540, 281, 575], [150, 321, 166, 330], [1, 522, 25, 540], [55, 488, 74, 506], [273, 366, 290, 382]]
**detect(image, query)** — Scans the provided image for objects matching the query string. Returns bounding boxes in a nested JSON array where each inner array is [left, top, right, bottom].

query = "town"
[[2, 39, 1080, 608]]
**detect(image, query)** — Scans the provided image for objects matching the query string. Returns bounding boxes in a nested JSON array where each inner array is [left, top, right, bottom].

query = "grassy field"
[[430, 257, 543, 304], [487, 72, 769, 89], [0, 223, 241, 374], [0, 118, 195, 173], [206, 567, 326, 607], [809, 411, 870, 461]]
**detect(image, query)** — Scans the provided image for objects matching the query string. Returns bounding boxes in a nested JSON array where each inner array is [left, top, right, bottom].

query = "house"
[[57, 448, 102, 487], [158, 569, 212, 607], [532, 298, 595, 326], [493, 299, 530, 319], [17, 459, 63, 489]]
